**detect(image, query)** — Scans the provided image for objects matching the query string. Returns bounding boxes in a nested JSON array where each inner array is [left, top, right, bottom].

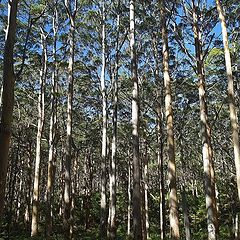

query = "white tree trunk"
[[216, 0, 240, 202], [160, 1, 180, 238], [46, 6, 58, 236], [130, 1, 142, 239], [108, 6, 120, 239], [100, 2, 107, 239], [31, 30, 47, 236]]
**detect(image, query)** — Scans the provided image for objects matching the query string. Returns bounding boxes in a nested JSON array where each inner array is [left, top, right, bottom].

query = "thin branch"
[[16, 5, 46, 79]]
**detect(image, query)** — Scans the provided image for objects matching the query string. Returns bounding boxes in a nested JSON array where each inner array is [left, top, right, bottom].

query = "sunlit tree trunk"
[[161, 1, 180, 239], [46, 4, 58, 237], [143, 142, 149, 240], [31, 29, 47, 237], [63, 1, 77, 239], [192, 2, 218, 239], [100, 1, 108, 239], [130, 1, 142, 239], [108, 3, 120, 238], [216, 0, 240, 202], [0, 0, 18, 224]]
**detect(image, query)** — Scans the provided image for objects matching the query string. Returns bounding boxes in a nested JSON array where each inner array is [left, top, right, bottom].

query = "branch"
[[16, 5, 46, 79], [202, 33, 215, 60]]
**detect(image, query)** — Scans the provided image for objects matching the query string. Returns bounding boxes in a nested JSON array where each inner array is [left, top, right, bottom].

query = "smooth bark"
[[152, 33, 166, 240], [143, 143, 149, 240], [31, 29, 47, 237], [46, 5, 58, 237], [107, 5, 120, 239], [192, 2, 218, 239], [63, 1, 77, 239], [127, 155, 131, 237], [216, 0, 240, 202], [130, 1, 142, 239], [100, 2, 107, 239], [161, 1, 180, 239]]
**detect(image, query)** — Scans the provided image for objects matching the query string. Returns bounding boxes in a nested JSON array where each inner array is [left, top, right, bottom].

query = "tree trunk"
[[108, 5, 120, 239], [181, 186, 191, 240], [192, 2, 218, 239], [63, 1, 77, 238], [0, 0, 18, 224], [31, 29, 47, 237], [83, 148, 93, 230], [235, 213, 239, 240], [160, 1, 180, 239], [100, 2, 108, 239], [46, 6, 58, 237], [152, 32, 166, 240], [127, 155, 131, 237], [130, 1, 142, 239], [216, 0, 240, 202], [143, 142, 149, 240], [64, 21, 75, 240]]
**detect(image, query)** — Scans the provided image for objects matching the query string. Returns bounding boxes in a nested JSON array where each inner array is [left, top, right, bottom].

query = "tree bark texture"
[[161, 1, 180, 239], [108, 6, 120, 239], [192, 2, 218, 239], [100, 2, 108, 239], [63, 1, 77, 238], [216, 0, 240, 202], [46, 6, 58, 237], [0, 0, 18, 224], [130, 1, 142, 239], [152, 32, 166, 240], [31, 30, 47, 237]]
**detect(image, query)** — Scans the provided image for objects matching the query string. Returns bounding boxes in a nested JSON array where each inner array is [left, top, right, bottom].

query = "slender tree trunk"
[[7, 140, 19, 236], [46, 6, 58, 237], [31, 30, 47, 236], [235, 213, 239, 240], [152, 33, 166, 240], [63, 2, 77, 239], [192, 2, 218, 239], [181, 186, 191, 240], [25, 140, 33, 226], [216, 0, 240, 202], [179, 137, 191, 240], [130, 1, 142, 239], [127, 155, 131, 237], [108, 6, 120, 239], [160, 1, 180, 239], [143, 142, 149, 240], [83, 148, 93, 230], [64, 20, 75, 240], [100, 1, 108, 239], [0, 0, 18, 224]]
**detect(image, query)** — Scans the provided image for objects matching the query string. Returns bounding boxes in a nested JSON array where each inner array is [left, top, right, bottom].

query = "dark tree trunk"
[[0, 0, 18, 225]]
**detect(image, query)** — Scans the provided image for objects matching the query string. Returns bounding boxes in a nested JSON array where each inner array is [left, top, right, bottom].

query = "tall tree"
[[46, 2, 58, 237], [31, 27, 47, 237], [0, 0, 19, 224], [63, 0, 77, 239], [192, 1, 218, 239], [152, 32, 166, 240], [107, 2, 120, 238], [130, 0, 142, 239], [100, 1, 107, 239], [216, 0, 240, 202], [160, 1, 180, 239]]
